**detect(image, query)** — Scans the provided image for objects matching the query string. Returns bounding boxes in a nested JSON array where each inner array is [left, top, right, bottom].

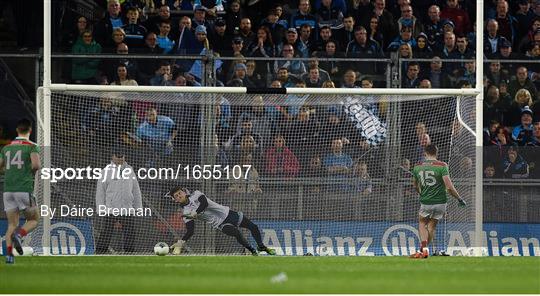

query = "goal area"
[[31, 86, 482, 256]]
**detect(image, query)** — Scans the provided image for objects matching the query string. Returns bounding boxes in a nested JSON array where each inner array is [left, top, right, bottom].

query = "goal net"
[[31, 88, 479, 256]]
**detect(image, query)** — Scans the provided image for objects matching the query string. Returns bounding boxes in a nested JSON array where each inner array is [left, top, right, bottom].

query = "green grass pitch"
[[1, 256, 539, 293]]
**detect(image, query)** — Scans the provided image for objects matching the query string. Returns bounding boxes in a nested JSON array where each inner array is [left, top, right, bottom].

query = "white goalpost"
[[38, 0, 484, 256]]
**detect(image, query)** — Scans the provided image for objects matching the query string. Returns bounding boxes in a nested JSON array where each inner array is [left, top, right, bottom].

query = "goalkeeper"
[[410, 144, 466, 259], [166, 186, 276, 256]]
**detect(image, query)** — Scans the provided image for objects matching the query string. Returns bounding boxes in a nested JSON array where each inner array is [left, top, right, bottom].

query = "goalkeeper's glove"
[[171, 239, 186, 255], [457, 198, 467, 207]]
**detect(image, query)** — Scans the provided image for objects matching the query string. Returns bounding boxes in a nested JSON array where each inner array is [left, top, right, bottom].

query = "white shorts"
[[419, 203, 447, 220], [3, 192, 37, 212]]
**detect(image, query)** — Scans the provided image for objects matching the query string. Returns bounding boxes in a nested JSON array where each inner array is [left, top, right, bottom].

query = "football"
[[154, 242, 169, 256], [465, 247, 489, 257]]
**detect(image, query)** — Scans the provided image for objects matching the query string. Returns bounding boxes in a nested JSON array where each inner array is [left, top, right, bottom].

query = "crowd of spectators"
[[56, 0, 540, 181], [2, 0, 540, 182], [55, 0, 498, 89]]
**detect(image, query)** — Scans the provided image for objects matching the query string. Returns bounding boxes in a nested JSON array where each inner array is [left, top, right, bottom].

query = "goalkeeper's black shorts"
[[218, 210, 244, 230]]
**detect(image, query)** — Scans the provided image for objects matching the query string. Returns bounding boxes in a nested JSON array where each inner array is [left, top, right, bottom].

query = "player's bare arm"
[[443, 175, 466, 206], [30, 152, 41, 172], [412, 178, 420, 194]]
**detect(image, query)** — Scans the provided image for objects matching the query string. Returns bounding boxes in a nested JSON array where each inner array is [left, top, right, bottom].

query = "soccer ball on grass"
[[154, 242, 169, 256], [465, 247, 489, 256]]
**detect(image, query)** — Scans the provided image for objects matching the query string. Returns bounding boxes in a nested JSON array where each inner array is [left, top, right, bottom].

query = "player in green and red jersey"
[[0, 119, 41, 264], [410, 144, 466, 259]]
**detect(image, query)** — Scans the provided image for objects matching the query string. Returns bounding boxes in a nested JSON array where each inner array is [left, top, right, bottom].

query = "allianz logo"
[[49, 222, 86, 255], [261, 225, 540, 256], [0, 222, 87, 255]]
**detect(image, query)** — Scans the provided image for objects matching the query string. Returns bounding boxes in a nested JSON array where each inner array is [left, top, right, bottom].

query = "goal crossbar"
[[48, 84, 481, 96]]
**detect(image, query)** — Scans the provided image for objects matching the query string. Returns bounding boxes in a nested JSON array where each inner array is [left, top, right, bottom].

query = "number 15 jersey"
[[412, 160, 449, 205]]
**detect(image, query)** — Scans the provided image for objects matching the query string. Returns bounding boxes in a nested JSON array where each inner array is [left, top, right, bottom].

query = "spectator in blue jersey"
[[274, 45, 306, 79], [291, 0, 318, 32], [271, 4, 289, 29], [345, 26, 384, 75], [387, 25, 416, 52], [156, 0, 192, 11], [425, 5, 445, 49], [304, 66, 325, 88], [351, 160, 372, 196], [260, 9, 287, 47], [298, 24, 315, 55], [228, 63, 256, 88], [275, 67, 297, 88], [236, 95, 274, 146], [315, 0, 344, 29], [402, 62, 421, 88], [156, 19, 175, 53], [396, 4, 423, 39], [484, 19, 502, 57], [324, 139, 353, 191], [284, 28, 310, 59], [423, 56, 452, 88], [512, 106, 534, 146], [526, 122, 540, 146], [502, 147, 529, 179], [192, 5, 211, 29], [456, 60, 476, 88], [438, 30, 458, 59], [300, 59, 330, 84], [486, 61, 510, 88], [454, 35, 475, 62], [122, 7, 147, 48], [95, 0, 126, 47], [317, 40, 344, 80], [193, 0, 224, 15], [136, 108, 177, 160], [150, 61, 174, 86], [339, 69, 358, 88]]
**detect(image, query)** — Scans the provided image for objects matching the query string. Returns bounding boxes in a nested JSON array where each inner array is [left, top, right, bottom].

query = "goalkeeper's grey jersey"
[[182, 190, 230, 228]]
